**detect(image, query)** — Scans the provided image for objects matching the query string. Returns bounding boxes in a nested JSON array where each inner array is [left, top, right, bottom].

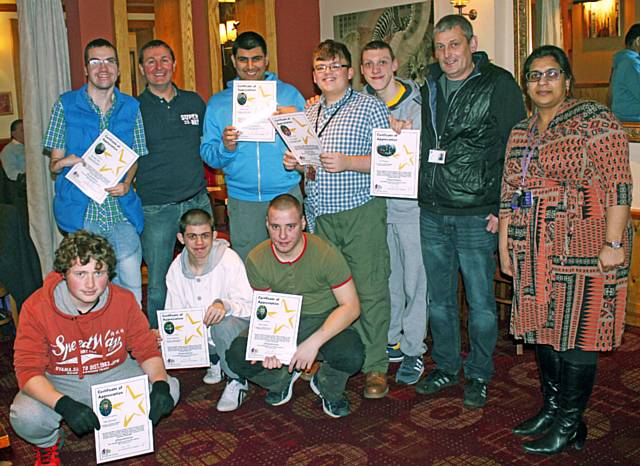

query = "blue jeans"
[[141, 190, 212, 328], [420, 210, 497, 381], [84, 219, 142, 304]]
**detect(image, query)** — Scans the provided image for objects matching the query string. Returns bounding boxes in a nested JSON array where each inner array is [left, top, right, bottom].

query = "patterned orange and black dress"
[[499, 99, 632, 352]]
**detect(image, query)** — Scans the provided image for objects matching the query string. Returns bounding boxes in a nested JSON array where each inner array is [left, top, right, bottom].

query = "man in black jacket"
[[415, 15, 526, 408]]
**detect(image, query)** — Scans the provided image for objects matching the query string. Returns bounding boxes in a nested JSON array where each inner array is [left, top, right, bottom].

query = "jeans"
[[420, 210, 498, 381], [141, 190, 212, 328], [84, 219, 142, 305]]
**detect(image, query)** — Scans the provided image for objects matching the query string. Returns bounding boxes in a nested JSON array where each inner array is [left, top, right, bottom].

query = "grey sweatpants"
[[10, 357, 180, 448], [209, 315, 249, 379]]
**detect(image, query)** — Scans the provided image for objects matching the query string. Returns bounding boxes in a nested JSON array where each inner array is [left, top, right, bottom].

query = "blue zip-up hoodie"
[[611, 48, 640, 122], [54, 85, 144, 234], [200, 72, 305, 202]]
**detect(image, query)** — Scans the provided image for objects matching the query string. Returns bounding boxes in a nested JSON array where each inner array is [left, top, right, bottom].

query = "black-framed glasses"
[[525, 68, 564, 83], [313, 63, 349, 73], [87, 57, 118, 68]]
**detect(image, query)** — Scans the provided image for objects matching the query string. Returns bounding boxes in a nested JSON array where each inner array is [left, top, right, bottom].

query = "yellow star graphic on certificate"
[[116, 382, 148, 428], [182, 312, 204, 344], [272, 298, 297, 334]]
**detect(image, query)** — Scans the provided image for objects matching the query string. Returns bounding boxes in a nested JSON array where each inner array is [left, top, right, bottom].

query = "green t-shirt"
[[246, 234, 352, 316]]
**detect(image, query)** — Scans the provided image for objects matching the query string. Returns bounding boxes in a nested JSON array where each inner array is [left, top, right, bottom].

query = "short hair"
[[138, 39, 175, 65], [84, 38, 118, 65], [523, 45, 574, 91], [54, 230, 117, 280], [434, 14, 474, 42], [361, 40, 395, 61], [313, 40, 352, 67], [10, 119, 22, 134], [179, 209, 214, 234], [625, 23, 640, 48], [268, 194, 303, 218], [233, 31, 267, 56]]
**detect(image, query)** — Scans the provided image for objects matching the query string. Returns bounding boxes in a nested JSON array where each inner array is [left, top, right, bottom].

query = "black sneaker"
[[463, 378, 488, 408], [415, 368, 458, 395], [264, 371, 301, 406], [310, 374, 350, 418], [386, 343, 404, 363]]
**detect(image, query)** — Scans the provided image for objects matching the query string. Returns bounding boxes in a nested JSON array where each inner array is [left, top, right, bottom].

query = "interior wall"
[[0, 11, 18, 138]]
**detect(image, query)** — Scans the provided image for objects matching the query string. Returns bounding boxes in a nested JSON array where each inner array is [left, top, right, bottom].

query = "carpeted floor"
[[1, 323, 639, 465]]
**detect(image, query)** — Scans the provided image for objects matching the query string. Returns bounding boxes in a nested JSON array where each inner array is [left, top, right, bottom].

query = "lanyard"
[[519, 119, 540, 189], [315, 88, 353, 138]]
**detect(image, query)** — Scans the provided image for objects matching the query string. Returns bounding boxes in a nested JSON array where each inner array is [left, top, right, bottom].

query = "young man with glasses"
[[44, 38, 148, 304], [284, 40, 392, 399], [164, 209, 252, 412], [201, 31, 306, 261]]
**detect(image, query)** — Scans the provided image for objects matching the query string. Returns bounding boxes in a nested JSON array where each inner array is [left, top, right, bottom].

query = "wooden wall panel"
[[154, 0, 185, 87]]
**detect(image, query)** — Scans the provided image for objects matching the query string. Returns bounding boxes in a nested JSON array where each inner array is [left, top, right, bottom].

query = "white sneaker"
[[203, 361, 223, 385], [216, 379, 248, 412]]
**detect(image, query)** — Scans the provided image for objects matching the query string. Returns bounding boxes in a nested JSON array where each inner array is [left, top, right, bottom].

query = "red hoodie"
[[13, 272, 160, 389]]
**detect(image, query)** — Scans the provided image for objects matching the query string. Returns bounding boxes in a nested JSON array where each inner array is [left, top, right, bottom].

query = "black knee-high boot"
[[522, 360, 597, 455], [513, 345, 561, 436]]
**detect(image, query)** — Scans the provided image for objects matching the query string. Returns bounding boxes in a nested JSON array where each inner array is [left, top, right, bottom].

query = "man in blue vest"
[[43, 38, 148, 304]]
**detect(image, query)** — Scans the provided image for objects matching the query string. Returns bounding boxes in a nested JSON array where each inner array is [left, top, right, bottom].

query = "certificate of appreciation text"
[[232, 80, 277, 141], [370, 128, 420, 199], [269, 112, 322, 166], [158, 308, 209, 370]]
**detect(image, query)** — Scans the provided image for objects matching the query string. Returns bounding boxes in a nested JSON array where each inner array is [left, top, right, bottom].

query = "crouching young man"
[[10, 231, 179, 465]]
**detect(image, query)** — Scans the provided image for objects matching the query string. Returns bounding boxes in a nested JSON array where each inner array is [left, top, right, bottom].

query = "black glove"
[[54, 395, 101, 436], [149, 380, 174, 426]]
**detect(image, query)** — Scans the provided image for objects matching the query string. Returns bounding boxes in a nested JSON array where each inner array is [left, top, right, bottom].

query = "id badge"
[[428, 149, 446, 164], [510, 190, 521, 211], [521, 191, 533, 208]]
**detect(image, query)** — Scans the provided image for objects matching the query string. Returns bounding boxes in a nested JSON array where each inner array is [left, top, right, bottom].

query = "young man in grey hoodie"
[[361, 41, 427, 386], [164, 209, 252, 412]]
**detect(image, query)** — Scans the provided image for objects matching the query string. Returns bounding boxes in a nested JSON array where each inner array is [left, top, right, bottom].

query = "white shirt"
[[0, 140, 25, 181]]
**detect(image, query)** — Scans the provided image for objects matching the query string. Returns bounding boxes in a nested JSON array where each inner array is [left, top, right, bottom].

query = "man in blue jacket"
[[44, 38, 148, 304], [201, 31, 305, 261], [611, 23, 640, 122]]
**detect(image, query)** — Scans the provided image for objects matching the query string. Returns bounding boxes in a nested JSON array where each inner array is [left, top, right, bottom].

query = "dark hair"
[[10, 119, 22, 134], [361, 40, 395, 61], [84, 38, 118, 65], [625, 23, 640, 48], [313, 39, 352, 67], [435, 14, 474, 41], [179, 209, 214, 234], [268, 194, 303, 218], [233, 31, 267, 56], [54, 230, 117, 280], [523, 45, 574, 92], [138, 39, 175, 65]]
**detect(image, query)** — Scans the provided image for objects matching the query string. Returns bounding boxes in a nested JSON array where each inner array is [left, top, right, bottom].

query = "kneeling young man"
[[11, 231, 179, 465], [165, 209, 252, 412], [226, 194, 364, 418]]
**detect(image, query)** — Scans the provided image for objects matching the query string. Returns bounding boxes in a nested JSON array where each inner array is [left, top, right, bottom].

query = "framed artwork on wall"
[[0, 92, 13, 116]]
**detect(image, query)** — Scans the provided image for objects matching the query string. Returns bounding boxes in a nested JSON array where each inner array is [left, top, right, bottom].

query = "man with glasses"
[[201, 31, 305, 261], [44, 38, 148, 304], [360, 41, 427, 386], [165, 209, 252, 412], [415, 15, 525, 408], [135, 39, 211, 330], [284, 40, 392, 399]]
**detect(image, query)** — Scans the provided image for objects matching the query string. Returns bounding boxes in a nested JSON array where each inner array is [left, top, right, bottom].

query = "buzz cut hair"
[[179, 208, 214, 234], [268, 194, 303, 219], [361, 40, 395, 61]]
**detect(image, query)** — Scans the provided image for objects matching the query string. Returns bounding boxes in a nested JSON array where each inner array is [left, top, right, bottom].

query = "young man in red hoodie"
[[10, 231, 179, 466]]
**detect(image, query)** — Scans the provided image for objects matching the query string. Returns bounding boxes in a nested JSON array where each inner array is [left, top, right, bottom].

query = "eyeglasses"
[[361, 59, 391, 70], [87, 57, 118, 68], [525, 68, 564, 82], [313, 63, 349, 73]]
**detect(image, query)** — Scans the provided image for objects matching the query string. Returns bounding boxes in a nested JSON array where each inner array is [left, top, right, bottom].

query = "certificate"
[[91, 375, 153, 464], [370, 128, 420, 199], [65, 129, 139, 204], [270, 112, 323, 166], [158, 308, 209, 370], [233, 80, 277, 142], [245, 291, 302, 365]]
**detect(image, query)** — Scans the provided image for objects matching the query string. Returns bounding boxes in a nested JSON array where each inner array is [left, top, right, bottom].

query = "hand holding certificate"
[[157, 309, 209, 370], [370, 128, 420, 199], [245, 291, 302, 365], [270, 112, 323, 166], [233, 80, 277, 141], [65, 129, 140, 204]]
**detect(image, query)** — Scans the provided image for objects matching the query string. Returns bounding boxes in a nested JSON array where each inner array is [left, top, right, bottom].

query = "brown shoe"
[[364, 371, 389, 399]]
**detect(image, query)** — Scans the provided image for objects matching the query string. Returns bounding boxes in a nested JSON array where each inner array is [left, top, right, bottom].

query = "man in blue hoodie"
[[611, 23, 640, 122], [201, 32, 306, 261]]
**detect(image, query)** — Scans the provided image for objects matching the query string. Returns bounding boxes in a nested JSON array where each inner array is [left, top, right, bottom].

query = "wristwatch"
[[604, 240, 623, 249]]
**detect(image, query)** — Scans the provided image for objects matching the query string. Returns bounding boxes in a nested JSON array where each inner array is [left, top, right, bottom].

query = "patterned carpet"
[[1, 324, 640, 465]]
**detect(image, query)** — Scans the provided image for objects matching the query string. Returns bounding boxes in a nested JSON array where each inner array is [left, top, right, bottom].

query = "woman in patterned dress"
[[498, 45, 632, 455]]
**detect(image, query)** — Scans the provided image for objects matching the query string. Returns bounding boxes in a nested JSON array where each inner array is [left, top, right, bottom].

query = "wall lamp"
[[450, 0, 478, 21]]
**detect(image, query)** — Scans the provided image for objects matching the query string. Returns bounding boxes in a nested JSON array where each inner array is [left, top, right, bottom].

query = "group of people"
[[9, 12, 633, 465]]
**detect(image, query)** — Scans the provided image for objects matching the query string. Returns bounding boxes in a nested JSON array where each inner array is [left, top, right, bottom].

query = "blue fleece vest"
[[54, 85, 144, 234]]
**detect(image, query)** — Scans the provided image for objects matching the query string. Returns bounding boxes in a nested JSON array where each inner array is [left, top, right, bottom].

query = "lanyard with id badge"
[[511, 131, 537, 210]]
